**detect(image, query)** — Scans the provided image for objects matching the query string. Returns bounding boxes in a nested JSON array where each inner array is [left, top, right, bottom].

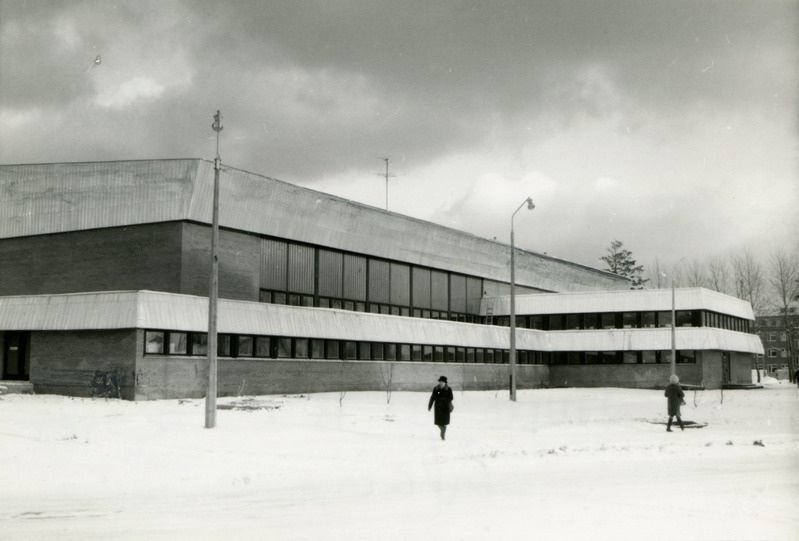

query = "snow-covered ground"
[[1, 383, 797, 541]]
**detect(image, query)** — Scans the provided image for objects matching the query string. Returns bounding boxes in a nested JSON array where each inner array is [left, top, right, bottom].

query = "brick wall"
[[133, 351, 550, 400], [179, 222, 260, 301], [549, 362, 703, 389], [30, 330, 137, 399], [0, 223, 183, 296]]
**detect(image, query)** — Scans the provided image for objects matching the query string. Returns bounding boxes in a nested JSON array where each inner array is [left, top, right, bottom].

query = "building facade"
[[0, 160, 763, 399], [753, 312, 799, 379]]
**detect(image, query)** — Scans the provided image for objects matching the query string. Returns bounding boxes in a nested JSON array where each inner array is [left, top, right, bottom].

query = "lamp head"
[[526, 197, 535, 210]]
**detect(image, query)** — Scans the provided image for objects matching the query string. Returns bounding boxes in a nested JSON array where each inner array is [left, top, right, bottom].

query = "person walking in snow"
[[428, 375, 454, 440], [664, 374, 685, 432]]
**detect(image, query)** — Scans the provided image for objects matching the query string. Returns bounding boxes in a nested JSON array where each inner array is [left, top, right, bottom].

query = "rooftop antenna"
[[375, 157, 397, 210]]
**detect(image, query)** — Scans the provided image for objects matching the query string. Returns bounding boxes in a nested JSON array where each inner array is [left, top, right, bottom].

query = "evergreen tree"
[[600, 240, 648, 289]]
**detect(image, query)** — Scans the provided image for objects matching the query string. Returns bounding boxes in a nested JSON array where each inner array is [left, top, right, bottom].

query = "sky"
[[1, 0, 797, 271]]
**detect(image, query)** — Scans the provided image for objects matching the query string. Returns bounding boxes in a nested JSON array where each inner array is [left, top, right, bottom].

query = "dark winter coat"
[[664, 382, 684, 416], [428, 384, 453, 426]]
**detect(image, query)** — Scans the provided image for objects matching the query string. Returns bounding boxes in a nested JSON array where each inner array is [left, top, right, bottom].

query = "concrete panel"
[[549, 363, 703, 389]]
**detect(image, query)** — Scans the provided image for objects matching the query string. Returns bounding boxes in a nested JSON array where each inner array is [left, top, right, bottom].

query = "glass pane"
[[191, 333, 208, 356], [399, 344, 411, 361], [261, 238, 288, 290], [287, 244, 314, 294], [657, 311, 672, 328], [359, 342, 371, 360], [343, 341, 357, 360], [565, 314, 580, 329], [422, 345, 433, 362], [326, 340, 340, 359], [584, 351, 600, 364], [318, 250, 343, 297], [601, 313, 616, 329], [169, 333, 187, 354], [623, 351, 639, 364], [466, 276, 483, 314], [310, 339, 325, 359], [622, 313, 638, 329], [238, 336, 253, 357], [411, 344, 422, 361], [369, 259, 391, 303], [390, 263, 411, 306], [277, 338, 292, 358], [412, 267, 431, 309], [641, 312, 656, 328], [431, 270, 448, 311], [295, 338, 308, 358], [384, 343, 397, 361], [255, 337, 271, 357], [371, 343, 384, 360], [145, 331, 164, 354], [218, 335, 231, 357], [641, 351, 656, 364], [449, 274, 467, 313], [343, 254, 367, 301], [583, 314, 598, 329], [676, 310, 693, 327]]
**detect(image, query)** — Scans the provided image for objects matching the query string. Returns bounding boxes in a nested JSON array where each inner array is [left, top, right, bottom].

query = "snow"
[[1, 385, 797, 540]]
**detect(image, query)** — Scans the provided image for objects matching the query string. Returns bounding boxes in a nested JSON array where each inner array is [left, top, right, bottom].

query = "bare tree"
[[732, 250, 767, 315], [707, 257, 731, 294], [683, 258, 707, 288], [646, 257, 669, 288], [379, 362, 395, 404], [767, 250, 799, 381]]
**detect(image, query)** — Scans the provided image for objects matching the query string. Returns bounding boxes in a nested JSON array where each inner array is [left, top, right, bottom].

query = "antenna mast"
[[376, 157, 397, 210]]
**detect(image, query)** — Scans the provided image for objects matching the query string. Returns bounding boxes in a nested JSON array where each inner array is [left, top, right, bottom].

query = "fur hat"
[[438, 375, 448, 383], [669, 374, 679, 384]]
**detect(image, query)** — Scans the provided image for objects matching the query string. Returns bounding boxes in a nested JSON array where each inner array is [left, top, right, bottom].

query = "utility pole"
[[375, 157, 396, 210], [205, 110, 223, 429]]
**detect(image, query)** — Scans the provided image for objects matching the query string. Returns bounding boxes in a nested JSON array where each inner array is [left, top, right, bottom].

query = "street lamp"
[[510, 196, 535, 401], [664, 257, 686, 378], [205, 110, 223, 429]]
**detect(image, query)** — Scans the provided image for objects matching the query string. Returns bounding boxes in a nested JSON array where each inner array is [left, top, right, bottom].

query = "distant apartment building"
[[753, 310, 799, 378]]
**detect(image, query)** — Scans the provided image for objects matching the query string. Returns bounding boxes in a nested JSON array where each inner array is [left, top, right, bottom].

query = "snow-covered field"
[[1, 383, 797, 541]]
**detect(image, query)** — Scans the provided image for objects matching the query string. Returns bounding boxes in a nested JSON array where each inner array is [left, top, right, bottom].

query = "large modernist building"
[[0, 160, 763, 399]]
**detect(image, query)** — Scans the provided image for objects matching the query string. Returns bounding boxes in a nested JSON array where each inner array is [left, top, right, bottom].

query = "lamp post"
[[510, 197, 535, 401], [205, 110, 223, 429], [667, 257, 686, 378]]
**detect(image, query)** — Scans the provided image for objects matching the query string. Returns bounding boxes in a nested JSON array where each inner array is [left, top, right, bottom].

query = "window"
[[768, 333, 776, 342], [145, 331, 164, 354], [677, 350, 696, 364], [277, 338, 292, 358], [583, 313, 598, 330], [676, 311, 693, 327], [600, 313, 616, 330], [255, 337, 271, 357], [218, 335, 231, 357], [191, 333, 208, 355], [343, 341, 357, 360], [326, 340, 340, 360], [767, 349, 778, 358], [641, 312, 656, 328], [310, 339, 325, 359], [237, 336, 254, 357], [169, 333, 187, 354], [641, 351, 657, 364], [565, 314, 581, 329], [657, 311, 672, 328], [622, 313, 639, 329], [294, 338, 308, 358], [623, 351, 639, 364]]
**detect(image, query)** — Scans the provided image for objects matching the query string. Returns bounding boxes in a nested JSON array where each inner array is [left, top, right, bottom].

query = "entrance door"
[[2, 331, 30, 380]]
